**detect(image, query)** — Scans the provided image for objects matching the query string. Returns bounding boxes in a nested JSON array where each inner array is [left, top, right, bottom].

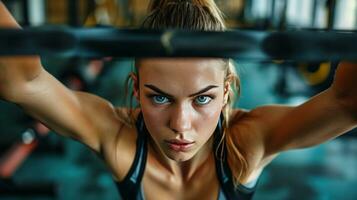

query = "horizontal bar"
[[0, 27, 357, 61]]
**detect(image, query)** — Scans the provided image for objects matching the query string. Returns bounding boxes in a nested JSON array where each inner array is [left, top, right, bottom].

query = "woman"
[[0, 0, 356, 199]]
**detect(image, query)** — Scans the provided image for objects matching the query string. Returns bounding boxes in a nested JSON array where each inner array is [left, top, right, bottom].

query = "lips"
[[167, 139, 194, 145], [165, 139, 195, 152]]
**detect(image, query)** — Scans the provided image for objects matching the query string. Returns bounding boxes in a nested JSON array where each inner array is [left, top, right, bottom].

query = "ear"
[[223, 84, 229, 105], [130, 72, 140, 102], [223, 75, 233, 105]]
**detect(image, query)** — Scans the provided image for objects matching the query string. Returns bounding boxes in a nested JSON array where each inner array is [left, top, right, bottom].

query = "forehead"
[[138, 57, 225, 68], [138, 58, 225, 77], [137, 58, 226, 91]]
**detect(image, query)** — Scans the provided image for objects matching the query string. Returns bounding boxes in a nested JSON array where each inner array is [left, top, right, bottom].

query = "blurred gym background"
[[0, 0, 356, 199]]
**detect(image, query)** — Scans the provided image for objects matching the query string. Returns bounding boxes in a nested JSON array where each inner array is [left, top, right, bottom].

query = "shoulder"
[[228, 105, 295, 146], [100, 107, 142, 181], [228, 105, 294, 138], [230, 105, 295, 125], [227, 105, 294, 168], [98, 106, 140, 141]]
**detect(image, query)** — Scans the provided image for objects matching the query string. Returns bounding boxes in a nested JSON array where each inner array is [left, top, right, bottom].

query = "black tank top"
[[115, 113, 258, 200]]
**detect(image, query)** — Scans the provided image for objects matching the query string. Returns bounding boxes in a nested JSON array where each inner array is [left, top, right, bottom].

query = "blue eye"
[[152, 95, 169, 104], [195, 96, 212, 105]]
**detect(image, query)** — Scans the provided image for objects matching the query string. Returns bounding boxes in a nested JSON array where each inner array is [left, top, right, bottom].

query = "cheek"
[[198, 96, 224, 118], [194, 103, 223, 139], [140, 100, 168, 139], [199, 102, 222, 118]]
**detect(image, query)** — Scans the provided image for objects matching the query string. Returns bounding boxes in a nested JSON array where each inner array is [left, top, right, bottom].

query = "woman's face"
[[135, 58, 228, 162]]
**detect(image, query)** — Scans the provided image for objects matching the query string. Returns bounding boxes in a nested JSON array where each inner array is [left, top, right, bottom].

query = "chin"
[[165, 150, 196, 162], [168, 155, 193, 163]]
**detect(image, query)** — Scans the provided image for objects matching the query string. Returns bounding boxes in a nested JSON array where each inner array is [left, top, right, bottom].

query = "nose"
[[169, 103, 192, 133]]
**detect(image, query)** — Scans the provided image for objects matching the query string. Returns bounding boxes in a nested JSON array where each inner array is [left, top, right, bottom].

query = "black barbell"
[[0, 27, 357, 61]]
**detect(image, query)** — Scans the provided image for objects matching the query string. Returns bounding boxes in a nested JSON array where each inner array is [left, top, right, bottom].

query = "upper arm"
[[7, 67, 122, 153], [0, 2, 20, 28], [251, 88, 357, 157], [0, 2, 123, 153]]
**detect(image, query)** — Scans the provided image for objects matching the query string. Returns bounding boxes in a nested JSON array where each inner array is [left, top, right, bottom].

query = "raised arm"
[[0, 2, 121, 152], [243, 62, 357, 159]]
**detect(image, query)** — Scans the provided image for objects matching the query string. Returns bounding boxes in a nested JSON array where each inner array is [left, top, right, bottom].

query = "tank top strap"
[[213, 114, 257, 200], [116, 112, 148, 200]]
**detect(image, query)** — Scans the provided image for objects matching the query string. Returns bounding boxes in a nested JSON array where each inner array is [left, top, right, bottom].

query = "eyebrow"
[[144, 84, 219, 98]]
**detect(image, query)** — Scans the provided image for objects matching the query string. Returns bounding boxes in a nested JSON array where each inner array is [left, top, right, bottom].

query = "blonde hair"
[[123, 0, 248, 186]]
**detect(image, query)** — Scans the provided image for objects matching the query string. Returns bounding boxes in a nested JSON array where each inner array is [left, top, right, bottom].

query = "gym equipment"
[[0, 27, 356, 61]]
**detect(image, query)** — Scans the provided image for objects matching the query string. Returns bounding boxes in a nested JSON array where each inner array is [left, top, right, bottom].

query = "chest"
[[142, 177, 220, 200], [141, 153, 221, 200]]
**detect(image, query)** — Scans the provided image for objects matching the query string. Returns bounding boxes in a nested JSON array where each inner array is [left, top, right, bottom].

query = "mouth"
[[165, 139, 195, 152]]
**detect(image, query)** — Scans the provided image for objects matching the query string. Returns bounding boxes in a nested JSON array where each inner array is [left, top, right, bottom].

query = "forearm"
[[0, 1, 20, 28], [330, 62, 357, 121], [0, 2, 43, 99]]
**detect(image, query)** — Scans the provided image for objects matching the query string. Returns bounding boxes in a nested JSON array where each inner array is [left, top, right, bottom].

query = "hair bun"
[[149, 0, 215, 11], [144, 0, 225, 31]]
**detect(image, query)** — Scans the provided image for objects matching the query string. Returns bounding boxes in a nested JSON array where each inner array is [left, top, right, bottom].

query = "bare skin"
[[1, 2, 357, 200]]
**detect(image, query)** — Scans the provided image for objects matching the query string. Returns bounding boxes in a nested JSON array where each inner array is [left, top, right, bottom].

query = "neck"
[[149, 136, 214, 183]]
